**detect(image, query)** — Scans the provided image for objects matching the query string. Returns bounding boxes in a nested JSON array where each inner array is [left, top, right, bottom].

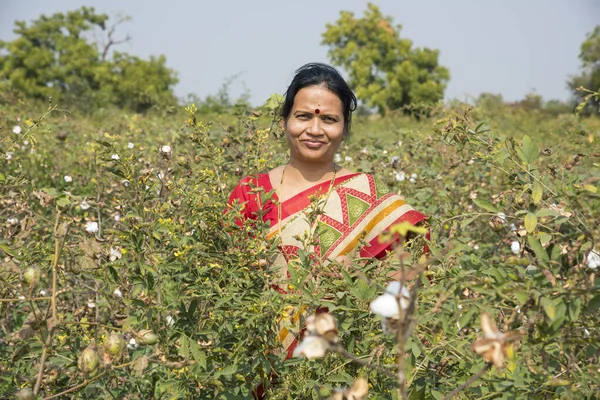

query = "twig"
[[0, 296, 52, 303], [441, 363, 492, 400], [42, 371, 107, 400], [33, 211, 65, 396], [331, 345, 397, 380]]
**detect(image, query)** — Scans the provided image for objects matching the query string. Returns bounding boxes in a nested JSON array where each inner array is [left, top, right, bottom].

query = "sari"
[[227, 172, 428, 360]]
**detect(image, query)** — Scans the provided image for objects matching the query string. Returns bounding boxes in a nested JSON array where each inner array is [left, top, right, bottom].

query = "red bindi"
[[315, 108, 320, 114]]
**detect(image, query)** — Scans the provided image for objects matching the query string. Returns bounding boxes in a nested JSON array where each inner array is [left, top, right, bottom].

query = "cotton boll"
[[587, 249, 600, 270], [370, 293, 400, 318], [511, 241, 520, 255], [292, 335, 330, 359]]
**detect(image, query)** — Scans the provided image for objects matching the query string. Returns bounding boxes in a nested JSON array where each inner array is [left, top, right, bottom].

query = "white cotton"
[[344, 156, 353, 162], [113, 288, 123, 298], [397, 141, 403, 147], [587, 249, 600, 270], [79, 201, 91, 210], [121, 179, 130, 187], [467, 159, 475, 165], [160, 145, 171, 154], [64, 175, 73, 183], [334, 153, 341, 163], [109, 247, 122, 261], [511, 241, 520, 255], [157, 172, 165, 180], [510, 223, 517, 231], [395, 171, 406, 182], [114, 213, 121, 222], [370, 293, 400, 318], [39, 290, 47, 296], [166, 315, 175, 327], [292, 335, 330, 359], [6, 152, 14, 160], [127, 338, 139, 350], [411, 173, 417, 179], [87, 302, 96, 309], [497, 212, 506, 223], [85, 221, 99, 234], [391, 156, 399, 163], [111, 154, 120, 160], [13, 125, 22, 134], [409, 177, 416, 184], [7, 217, 19, 226], [128, 142, 134, 149]]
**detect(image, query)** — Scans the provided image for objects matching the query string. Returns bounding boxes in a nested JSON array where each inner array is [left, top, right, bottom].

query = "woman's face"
[[284, 85, 345, 166]]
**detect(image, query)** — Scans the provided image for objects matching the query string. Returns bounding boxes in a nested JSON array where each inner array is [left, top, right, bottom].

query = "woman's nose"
[[307, 117, 323, 135]]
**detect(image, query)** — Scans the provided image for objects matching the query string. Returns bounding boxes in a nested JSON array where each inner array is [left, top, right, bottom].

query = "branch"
[[441, 363, 492, 400], [101, 15, 131, 61], [331, 345, 397, 380]]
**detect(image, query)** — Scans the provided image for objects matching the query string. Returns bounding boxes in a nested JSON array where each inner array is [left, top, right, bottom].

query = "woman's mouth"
[[301, 140, 326, 149]]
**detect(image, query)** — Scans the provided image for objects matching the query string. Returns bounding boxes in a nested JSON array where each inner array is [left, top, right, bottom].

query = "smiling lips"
[[301, 140, 326, 149]]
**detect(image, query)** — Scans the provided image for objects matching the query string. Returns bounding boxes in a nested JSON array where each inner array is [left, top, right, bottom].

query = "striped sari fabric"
[[228, 172, 427, 358]]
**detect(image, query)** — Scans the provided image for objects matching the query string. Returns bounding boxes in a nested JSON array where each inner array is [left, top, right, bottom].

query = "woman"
[[227, 62, 427, 395]]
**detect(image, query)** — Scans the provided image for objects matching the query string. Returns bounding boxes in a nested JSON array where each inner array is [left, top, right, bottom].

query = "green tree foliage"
[[321, 3, 450, 115], [0, 7, 178, 113], [569, 25, 600, 114]]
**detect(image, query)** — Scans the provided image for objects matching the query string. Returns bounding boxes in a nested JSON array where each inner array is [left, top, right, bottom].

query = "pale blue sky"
[[1, 1, 599, 106]]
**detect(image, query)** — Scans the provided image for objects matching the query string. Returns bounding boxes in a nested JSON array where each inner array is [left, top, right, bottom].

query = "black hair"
[[280, 62, 357, 136]]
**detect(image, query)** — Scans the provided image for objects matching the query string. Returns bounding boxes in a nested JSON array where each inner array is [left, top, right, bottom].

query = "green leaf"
[[216, 364, 238, 377], [179, 335, 190, 359], [527, 235, 549, 265], [531, 182, 543, 204], [540, 297, 556, 321], [460, 216, 477, 229], [189, 340, 207, 369], [56, 195, 71, 208], [522, 135, 538, 164], [585, 295, 600, 314], [535, 208, 560, 218], [568, 298, 582, 321], [524, 213, 537, 233], [473, 198, 498, 213]]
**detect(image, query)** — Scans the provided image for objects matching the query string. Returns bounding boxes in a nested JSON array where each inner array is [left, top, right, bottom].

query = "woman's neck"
[[286, 159, 337, 183]]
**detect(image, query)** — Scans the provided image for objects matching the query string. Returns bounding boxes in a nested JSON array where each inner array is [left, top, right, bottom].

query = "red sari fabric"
[[227, 172, 427, 260]]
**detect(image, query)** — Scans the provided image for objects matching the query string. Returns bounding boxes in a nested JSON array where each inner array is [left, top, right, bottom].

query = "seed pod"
[[104, 332, 126, 357], [137, 330, 158, 345], [23, 267, 41, 287], [78, 345, 100, 376], [15, 387, 36, 400]]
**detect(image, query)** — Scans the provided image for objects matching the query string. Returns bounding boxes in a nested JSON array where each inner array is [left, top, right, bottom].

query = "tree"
[[321, 3, 450, 115], [568, 25, 600, 114], [0, 7, 178, 113]]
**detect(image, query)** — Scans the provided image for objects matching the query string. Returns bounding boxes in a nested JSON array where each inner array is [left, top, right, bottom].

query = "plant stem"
[[332, 345, 397, 380], [441, 363, 492, 400], [0, 296, 52, 303], [42, 371, 107, 400], [33, 211, 65, 396]]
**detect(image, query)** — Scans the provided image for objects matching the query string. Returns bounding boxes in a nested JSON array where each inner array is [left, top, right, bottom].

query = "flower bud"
[[104, 332, 126, 358], [78, 345, 100, 376], [137, 330, 158, 345], [23, 267, 41, 287]]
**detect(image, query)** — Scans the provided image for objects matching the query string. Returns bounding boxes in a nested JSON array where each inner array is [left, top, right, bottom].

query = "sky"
[[1, 0, 599, 107]]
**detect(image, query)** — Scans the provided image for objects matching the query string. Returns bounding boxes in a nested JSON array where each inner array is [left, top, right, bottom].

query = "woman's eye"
[[297, 114, 310, 120], [324, 116, 337, 123]]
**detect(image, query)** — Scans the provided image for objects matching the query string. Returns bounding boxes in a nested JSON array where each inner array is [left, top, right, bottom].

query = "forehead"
[[293, 85, 342, 112]]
